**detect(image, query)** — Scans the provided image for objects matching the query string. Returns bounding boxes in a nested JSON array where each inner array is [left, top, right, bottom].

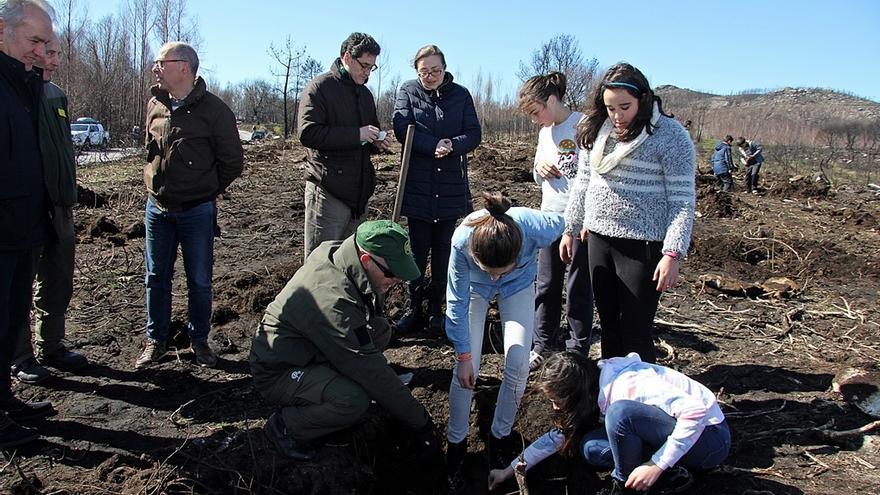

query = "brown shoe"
[[135, 340, 167, 369], [191, 341, 217, 367]]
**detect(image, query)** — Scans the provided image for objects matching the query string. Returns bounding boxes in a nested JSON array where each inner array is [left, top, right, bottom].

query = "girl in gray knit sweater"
[[562, 63, 695, 363]]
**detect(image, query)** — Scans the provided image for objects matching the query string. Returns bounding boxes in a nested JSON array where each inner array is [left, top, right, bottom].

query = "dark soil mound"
[[78, 184, 112, 207], [767, 176, 830, 199], [697, 185, 738, 218]]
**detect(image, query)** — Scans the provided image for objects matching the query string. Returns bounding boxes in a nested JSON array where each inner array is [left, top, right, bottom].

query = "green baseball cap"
[[355, 220, 420, 282]]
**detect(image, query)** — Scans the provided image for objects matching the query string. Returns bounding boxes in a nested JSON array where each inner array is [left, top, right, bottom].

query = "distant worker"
[[298, 32, 392, 262], [12, 32, 89, 385], [711, 135, 736, 192], [136, 41, 244, 369], [736, 136, 764, 194], [249, 220, 441, 462], [392, 44, 481, 335]]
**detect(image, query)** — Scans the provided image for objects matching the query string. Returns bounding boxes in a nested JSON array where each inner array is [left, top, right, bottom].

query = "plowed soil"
[[2, 138, 879, 495]]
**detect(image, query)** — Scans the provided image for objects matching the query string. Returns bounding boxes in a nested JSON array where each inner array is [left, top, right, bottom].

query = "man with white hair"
[[12, 32, 89, 385], [0, 0, 57, 448], [136, 41, 243, 370]]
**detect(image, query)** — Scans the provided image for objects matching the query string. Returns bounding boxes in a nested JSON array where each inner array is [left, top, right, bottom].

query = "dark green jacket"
[[38, 82, 77, 208], [249, 236, 430, 429]]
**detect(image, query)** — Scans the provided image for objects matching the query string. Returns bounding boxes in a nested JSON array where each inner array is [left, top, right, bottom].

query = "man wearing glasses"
[[250, 220, 440, 463], [298, 32, 393, 263], [136, 42, 243, 370]]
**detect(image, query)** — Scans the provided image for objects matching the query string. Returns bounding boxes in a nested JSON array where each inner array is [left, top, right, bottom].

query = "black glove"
[[409, 419, 442, 464]]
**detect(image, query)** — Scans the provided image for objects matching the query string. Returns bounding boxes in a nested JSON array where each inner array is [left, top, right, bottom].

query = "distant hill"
[[655, 85, 880, 145]]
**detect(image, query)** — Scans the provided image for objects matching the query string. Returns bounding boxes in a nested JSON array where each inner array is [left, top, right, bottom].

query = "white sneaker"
[[529, 351, 545, 372]]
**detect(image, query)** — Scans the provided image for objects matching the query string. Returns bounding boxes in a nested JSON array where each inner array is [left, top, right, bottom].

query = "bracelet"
[[456, 352, 472, 362], [663, 250, 680, 260]]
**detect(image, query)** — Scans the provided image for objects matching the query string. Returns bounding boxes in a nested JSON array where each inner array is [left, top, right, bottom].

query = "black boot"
[[446, 440, 467, 495], [396, 283, 426, 334], [487, 432, 520, 470]]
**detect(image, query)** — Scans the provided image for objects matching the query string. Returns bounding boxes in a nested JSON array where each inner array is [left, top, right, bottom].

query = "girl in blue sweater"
[[444, 192, 564, 493], [563, 63, 696, 363]]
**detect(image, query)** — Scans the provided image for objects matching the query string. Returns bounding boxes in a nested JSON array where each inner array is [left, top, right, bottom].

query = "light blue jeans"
[[580, 400, 731, 481], [447, 285, 535, 443], [144, 197, 215, 344]]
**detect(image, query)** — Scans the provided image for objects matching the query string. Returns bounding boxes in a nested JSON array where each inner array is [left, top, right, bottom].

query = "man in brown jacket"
[[136, 41, 243, 370], [298, 32, 393, 262]]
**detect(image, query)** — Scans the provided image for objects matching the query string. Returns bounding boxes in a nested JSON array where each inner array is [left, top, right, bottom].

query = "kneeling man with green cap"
[[250, 220, 440, 461]]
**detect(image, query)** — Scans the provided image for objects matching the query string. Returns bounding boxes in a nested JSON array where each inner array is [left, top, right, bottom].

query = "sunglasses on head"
[[369, 255, 396, 279]]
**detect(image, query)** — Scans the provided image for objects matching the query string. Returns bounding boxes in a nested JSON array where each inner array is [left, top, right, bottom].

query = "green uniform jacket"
[[249, 236, 429, 429], [38, 82, 77, 209]]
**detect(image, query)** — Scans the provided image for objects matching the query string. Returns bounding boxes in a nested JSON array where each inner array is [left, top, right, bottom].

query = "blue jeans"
[[580, 400, 731, 481], [144, 197, 215, 344]]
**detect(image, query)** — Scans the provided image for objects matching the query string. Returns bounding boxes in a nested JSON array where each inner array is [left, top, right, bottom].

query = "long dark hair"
[[464, 192, 522, 269], [536, 351, 600, 457], [576, 62, 672, 149]]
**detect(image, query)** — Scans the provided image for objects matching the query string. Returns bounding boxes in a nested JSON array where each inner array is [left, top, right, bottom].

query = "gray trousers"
[[14, 206, 75, 363], [303, 182, 363, 263]]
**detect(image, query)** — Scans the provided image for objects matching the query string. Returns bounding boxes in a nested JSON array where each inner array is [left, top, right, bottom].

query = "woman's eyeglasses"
[[417, 67, 444, 78]]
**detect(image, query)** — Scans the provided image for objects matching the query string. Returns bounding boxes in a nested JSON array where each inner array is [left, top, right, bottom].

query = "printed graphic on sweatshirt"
[[557, 139, 578, 179]]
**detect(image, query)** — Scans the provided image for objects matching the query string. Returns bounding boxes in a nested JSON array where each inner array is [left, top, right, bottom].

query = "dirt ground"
[[2, 138, 879, 495]]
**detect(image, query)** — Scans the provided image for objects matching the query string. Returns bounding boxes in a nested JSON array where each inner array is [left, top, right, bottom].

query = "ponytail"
[[518, 71, 568, 112], [465, 192, 522, 268]]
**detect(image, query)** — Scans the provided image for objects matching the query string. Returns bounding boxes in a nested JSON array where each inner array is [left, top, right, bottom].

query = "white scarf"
[[591, 102, 661, 175]]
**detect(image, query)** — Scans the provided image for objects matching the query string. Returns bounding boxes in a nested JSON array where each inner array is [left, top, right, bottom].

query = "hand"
[[579, 227, 589, 243], [359, 125, 381, 143], [625, 463, 664, 492], [535, 161, 562, 179], [653, 255, 680, 292], [488, 465, 515, 491], [375, 130, 393, 151], [457, 361, 475, 390], [559, 234, 574, 264], [435, 138, 453, 158]]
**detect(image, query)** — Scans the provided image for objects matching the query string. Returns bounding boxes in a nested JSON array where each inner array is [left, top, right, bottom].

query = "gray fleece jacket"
[[564, 115, 696, 258]]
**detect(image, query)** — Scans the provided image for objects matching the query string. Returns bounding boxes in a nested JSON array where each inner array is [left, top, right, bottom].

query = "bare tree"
[[154, 0, 200, 46], [269, 36, 305, 138], [516, 34, 599, 110]]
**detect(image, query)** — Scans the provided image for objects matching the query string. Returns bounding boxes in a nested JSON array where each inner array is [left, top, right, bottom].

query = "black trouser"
[[745, 163, 762, 192], [533, 236, 593, 355], [588, 233, 662, 363], [715, 172, 732, 192], [407, 218, 457, 306], [0, 249, 38, 400]]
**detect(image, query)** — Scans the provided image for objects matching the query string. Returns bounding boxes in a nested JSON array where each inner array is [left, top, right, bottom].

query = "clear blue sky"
[[79, 0, 880, 102]]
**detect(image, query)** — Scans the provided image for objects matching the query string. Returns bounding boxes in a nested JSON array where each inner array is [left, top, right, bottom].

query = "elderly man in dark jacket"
[[298, 32, 392, 263], [250, 220, 440, 462], [12, 33, 89, 385], [392, 44, 481, 334], [135, 41, 244, 370], [0, 0, 57, 448]]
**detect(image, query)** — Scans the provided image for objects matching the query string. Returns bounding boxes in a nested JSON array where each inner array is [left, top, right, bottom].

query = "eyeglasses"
[[354, 57, 379, 72], [153, 59, 186, 69], [369, 255, 396, 279], [417, 67, 444, 78]]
